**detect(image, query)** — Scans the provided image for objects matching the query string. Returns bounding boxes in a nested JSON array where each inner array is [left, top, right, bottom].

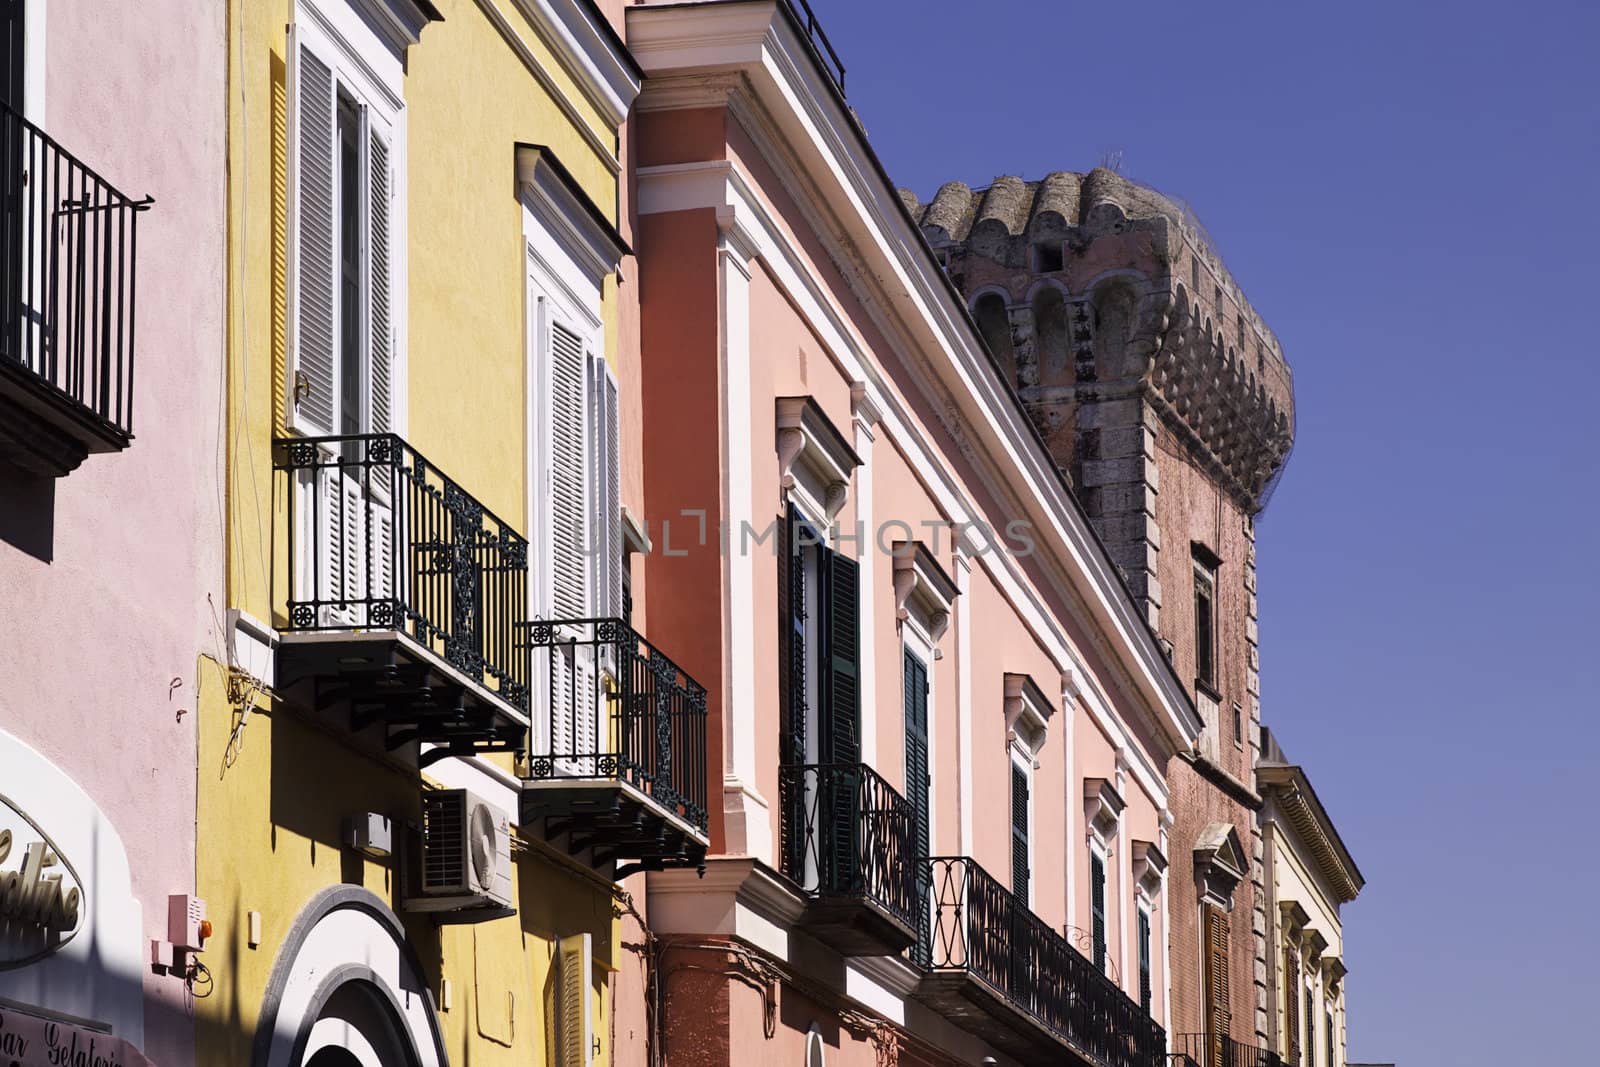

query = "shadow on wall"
[[0, 461, 54, 561]]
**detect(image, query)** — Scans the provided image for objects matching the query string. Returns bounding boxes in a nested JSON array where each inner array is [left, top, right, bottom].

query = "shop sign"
[[0, 794, 85, 968], [0, 1010, 154, 1067]]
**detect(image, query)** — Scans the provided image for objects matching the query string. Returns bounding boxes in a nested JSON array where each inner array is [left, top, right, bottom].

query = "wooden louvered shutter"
[[549, 321, 589, 620], [588, 356, 621, 618], [287, 21, 337, 436], [903, 650, 931, 959], [820, 548, 860, 765], [367, 120, 393, 434], [1205, 904, 1233, 1063], [777, 505, 808, 768], [1010, 764, 1029, 902], [1091, 852, 1107, 970], [1286, 946, 1301, 1064], [1138, 909, 1153, 1013], [556, 933, 593, 1067], [1305, 988, 1317, 1067]]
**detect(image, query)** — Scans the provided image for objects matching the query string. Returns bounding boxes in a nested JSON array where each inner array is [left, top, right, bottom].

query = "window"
[[287, 12, 398, 444], [1193, 547, 1218, 692], [973, 292, 1015, 380], [1034, 241, 1063, 273], [1232, 701, 1244, 745], [1203, 904, 1232, 1061], [1325, 1005, 1335, 1067], [1285, 946, 1302, 1064], [1137, 908, 1152, 1013], [2, 1, 24, 113], [904, 647, 930, 944], [1304, 987, 1316, 1067], [778, 508, 862, 769], [556, 933, 594, 1066], [1090, 850, 1107, 971], [1010, 761, 1030, 902]]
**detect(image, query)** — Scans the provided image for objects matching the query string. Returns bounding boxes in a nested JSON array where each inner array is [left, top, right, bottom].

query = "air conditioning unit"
[[406, 789, 514, 919]]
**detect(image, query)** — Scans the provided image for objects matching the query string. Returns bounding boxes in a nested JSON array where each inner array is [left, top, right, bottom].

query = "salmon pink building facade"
[[622, 3, 1201, 1065]]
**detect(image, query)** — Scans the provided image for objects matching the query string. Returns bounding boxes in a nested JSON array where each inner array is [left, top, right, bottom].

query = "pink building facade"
[[619, 3, 1201, 1065], [0, 1, 225, 1065]]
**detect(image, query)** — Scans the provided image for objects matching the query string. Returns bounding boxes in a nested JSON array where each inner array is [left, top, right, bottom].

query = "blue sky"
[[816, 1, 1599, 1062]]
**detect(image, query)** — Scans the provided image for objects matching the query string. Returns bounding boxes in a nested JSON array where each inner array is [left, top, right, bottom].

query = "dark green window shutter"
[[1010, 764, 1029, 901], [1090, 852, 1107, 970], [1305, 989, 1317, 1067], [1138, 910, 1152, 1013], [904, 650, 931, 963], [778, 505, 808, 768], [819, 548, 860, 766]]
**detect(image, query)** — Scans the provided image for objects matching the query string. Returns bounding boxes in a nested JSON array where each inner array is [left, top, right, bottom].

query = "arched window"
[[973, 293, 1015, 383], [1031, 285, 1069, 384]]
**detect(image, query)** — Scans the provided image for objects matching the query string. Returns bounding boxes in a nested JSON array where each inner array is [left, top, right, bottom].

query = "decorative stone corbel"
[[1003, 673, 1053, 763], [775, 397, 859, 522], [1132, 839, 1168, 901], [891, 541, 957, 646], [1084, 777, 1125, 849]]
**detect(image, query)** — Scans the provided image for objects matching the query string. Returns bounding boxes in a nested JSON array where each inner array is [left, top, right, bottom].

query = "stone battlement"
[[902, 168, 1294, 512]]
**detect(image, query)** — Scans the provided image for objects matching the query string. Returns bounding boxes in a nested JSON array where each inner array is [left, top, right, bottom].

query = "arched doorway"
[[302, 981, 419, 1067], [252, 887, 447, 1067]]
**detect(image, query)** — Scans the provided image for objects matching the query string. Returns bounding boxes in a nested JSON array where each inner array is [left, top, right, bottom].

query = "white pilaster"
[[850, 382, 881, 769], [715, 208, 770, 863], [954, 546, 973, 854]]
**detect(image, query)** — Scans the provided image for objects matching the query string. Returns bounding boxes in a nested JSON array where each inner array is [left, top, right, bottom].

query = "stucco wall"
[[0, 0, 227, 1062]]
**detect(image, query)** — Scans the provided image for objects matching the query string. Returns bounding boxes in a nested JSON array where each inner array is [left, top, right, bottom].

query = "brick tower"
[[904, 168, 1294, 1050]]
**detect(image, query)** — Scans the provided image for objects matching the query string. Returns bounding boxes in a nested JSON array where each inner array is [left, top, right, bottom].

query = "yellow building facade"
[[197, 1, 685, 1064]]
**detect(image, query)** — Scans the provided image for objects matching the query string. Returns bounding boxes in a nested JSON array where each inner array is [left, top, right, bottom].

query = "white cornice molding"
[[348, 0, 439, 53], [516, 143, 629, 286], [1003, 672, 1053, 760], [891, 541, 956, 646], [510, 0, 640, 126], [626, 2, 1201, 768], [775, 396, 858, 521]]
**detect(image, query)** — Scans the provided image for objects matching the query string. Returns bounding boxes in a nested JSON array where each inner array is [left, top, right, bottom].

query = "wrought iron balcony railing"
[[1172, 1034, 1286, 1067], [0, 99, 151, 471], [924, 856, 1167, 1067], [277, 434, 529, 711], [778, 762, 919, 947], [520, 617, 709, 836]]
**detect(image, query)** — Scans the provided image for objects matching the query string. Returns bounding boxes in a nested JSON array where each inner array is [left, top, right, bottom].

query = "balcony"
[[777, 762, 919, 956], [275, 434, 530, 764], [519, 617, 709, 874], [916, 856, 1166, 1067], [0, 101, 151, 476], [1171, 1034, 1286, 1067]]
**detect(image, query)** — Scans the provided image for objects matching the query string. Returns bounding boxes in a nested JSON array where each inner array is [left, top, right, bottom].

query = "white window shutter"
[[549, 321, 589, 620], [556, 933, 594, 1067], [367, 118, 394, 434], [589, 354, 622, 619], [286, 21, 338, 437]]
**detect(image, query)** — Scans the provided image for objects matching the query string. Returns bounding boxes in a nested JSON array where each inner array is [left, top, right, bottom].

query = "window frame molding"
[[288, 0, 411, 441], [776, 395, 859, 527]]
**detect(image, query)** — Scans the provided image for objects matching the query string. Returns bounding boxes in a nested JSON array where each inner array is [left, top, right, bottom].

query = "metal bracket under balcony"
[[274, 435, 531, 765], [778, 763, 918, 956], [518, 618, 710, 876], [0, 101, 150, 476], [915, 856, 1168, 1067]]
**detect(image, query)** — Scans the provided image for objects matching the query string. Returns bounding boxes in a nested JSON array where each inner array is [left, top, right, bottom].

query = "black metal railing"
[[924, 856, 1167, 1067], [1172, 1034, 1286, 1067], [0, 99, 150, 437], [777, 762, 918, 931], [277, 434, 529, 709], [778, 0, 846, 96], [520, 617, 708, 834]]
